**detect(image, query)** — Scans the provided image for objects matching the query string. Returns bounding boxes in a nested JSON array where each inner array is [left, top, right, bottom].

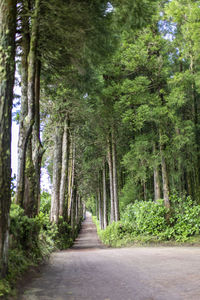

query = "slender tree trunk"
[[50, 126, 63, 223], [98, 185, 103, 229], [59, 116, 69, 217], [112, 128, 119, 221], [102, 161, 107, 229], [68, 138, 75, 220], [159, 137, 170, 209], [107, 136, 115, 223], [0, 0, 16, 278], [32, 59, 43, 214], [24, 139, 37, 217], [154, 167, 161, 201], [75, 194, 78, 223], [153, 144, 161, 202], [96, 192, 99, 219], [71, 185, 77, 234]]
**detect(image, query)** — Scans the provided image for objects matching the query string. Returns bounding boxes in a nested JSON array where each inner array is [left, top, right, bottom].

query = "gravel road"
[[17, 212, 200, 300]]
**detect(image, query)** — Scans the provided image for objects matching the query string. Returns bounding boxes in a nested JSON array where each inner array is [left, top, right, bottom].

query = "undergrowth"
[[0, 197, 79, 298], [93, 194, 200, 248]]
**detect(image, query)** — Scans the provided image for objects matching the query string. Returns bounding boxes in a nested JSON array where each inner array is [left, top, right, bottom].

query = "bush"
[[122, 200, 168, 235], [168, 194, 200, 241], [53, 217, 74, 250], [95, 195, 200, 246], [10, 204, 41, 253], [3, 203, 77, 298], [40, 192, 51, 214], [0, 279, 11, 298]]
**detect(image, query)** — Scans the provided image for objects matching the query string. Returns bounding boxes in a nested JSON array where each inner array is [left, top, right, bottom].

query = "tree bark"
[[102, 161, 107, 229], [16, 0, 41, 216], [112, 128, 119, 221], [23, 138, 37, 217], [24, 0, 41, 216], [98, 185, 103, 229], [68, 137, 75, 220], [32, 59, 43, 214], [50, 126, 63, 223], [0, 0, 16, 277], [16, 0, 30, 206], [59, 116, 69, 218], [159, 138, 170, 209], [107, 136, 115, 224], [153, 144, 161, 202]]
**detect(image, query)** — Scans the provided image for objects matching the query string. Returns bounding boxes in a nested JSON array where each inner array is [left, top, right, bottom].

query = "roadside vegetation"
[[93, 194, 200, 247], [0, 192, 80, 298]]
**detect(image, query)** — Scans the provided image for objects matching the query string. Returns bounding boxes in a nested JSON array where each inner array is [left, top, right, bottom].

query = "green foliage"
[[10, 204, 41, 252], [95, 194, 200, 247], [52, 217, 74, 250], [168, 194, 200, 241], [3, 204, 76, 297], [122, 200, 168, 235], [86, 196, 96, 215], [0, 279, 11, 298], [40, 191, 51, 214]]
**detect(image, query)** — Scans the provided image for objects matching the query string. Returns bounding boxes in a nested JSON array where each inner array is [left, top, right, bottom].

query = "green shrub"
[[10, 204, 41, 253], [122, 200, 168, 235], [40, 192, 51, 214], [95, 195, 200, 246], [0, 279, 11, 297], [4, 204, 77, 298], [168, 195, 200, 241], [53, 217, 73, 250]]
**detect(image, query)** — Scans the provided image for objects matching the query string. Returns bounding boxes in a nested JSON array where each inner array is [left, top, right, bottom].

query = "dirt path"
[[17, 212, 200, 300]]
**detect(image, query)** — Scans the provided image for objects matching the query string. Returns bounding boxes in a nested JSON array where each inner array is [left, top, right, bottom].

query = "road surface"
[[17, 212, 200, 300]]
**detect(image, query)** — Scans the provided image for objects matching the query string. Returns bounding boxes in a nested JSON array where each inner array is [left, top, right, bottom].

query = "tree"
[[0, 0, 16, 277]]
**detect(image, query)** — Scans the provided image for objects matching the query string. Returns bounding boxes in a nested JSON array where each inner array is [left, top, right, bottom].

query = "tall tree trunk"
[[159, 135, 170, 209], [32, 59, 43, 214], [153, 144, 161, 202], [50, 126, 63, 223], [96, 192, 99, 219], [24, 0, 40, 216], [71, 185, 77, 234], [16, 0, 30, 206], [24, 139, 37, 217], [102, 161, 107, 229], [107, 136, 115, 224], [154, 167, 161, 201], [112, 128, 119, 221], [68, 137, 75, 220], [0, 0, 16, 277], [17, 0, 41, 216], [59, 116, 69, 218], [98, 185, 103, 229]]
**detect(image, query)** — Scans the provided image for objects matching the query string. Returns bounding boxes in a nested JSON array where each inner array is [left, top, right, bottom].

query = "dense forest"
[[1, 0, 200, 296]]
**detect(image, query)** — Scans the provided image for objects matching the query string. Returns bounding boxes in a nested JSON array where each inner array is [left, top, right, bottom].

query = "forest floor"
[[14, 212, 200, 300]]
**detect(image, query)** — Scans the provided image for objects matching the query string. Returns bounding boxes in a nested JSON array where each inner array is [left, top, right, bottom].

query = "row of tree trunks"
[[50, 117, 82, 226], [0, 0, 16, 278]]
